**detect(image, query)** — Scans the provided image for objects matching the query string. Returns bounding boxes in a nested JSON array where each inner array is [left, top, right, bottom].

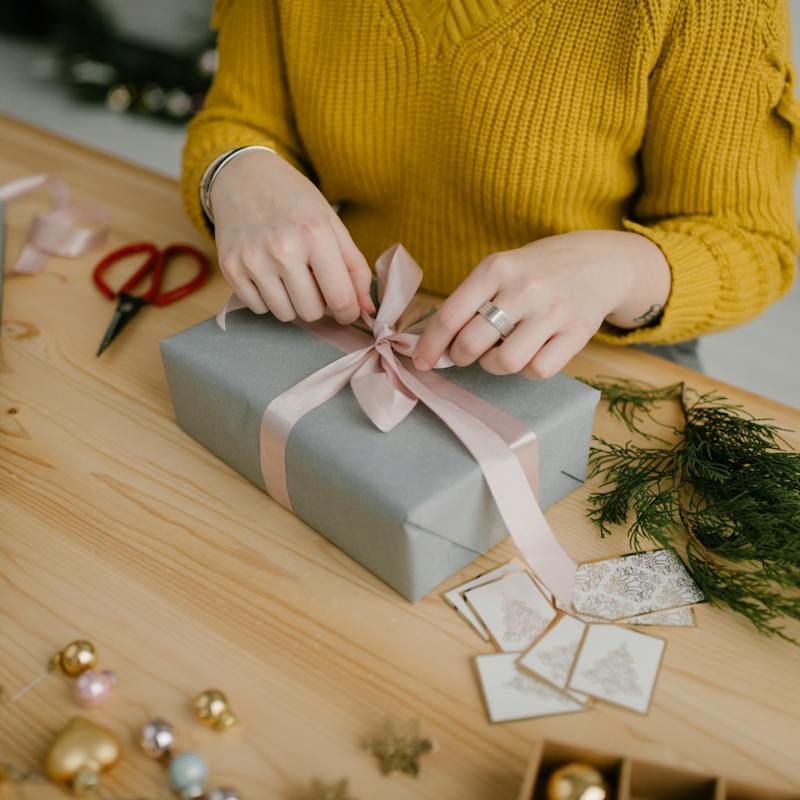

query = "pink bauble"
[[73, 669, 114, 708]]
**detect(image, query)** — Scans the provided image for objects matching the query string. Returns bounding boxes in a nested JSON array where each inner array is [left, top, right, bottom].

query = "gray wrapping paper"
[[161, 309, 600, 601]]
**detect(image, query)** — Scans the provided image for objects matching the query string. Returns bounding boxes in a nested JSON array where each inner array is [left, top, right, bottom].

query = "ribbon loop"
[[217, 244, 576, 606], [0, 174, 110, 273]]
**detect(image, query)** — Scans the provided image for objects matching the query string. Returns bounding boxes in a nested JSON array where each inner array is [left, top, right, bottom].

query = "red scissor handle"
[[92, 242, 210, 305], [148, 244, 210, 306], [93, 242, 159, 301]]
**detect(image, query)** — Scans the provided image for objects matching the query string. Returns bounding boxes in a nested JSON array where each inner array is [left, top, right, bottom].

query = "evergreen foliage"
[[581, 379, 800, 642]]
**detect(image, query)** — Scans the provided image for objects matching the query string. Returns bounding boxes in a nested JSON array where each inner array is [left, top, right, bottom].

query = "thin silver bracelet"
[[200, 145, 277, 224]]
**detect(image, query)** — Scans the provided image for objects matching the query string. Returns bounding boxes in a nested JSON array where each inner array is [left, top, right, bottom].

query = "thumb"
[[330, 213, 375, 313]]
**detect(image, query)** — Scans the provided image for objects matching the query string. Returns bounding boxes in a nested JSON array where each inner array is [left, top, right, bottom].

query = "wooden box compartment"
[[518, 740, 799, 800], [628, 760, 718, 799]]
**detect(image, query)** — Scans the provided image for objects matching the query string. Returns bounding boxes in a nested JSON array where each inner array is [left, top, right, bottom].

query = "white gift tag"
[[475, 653, 587, 723], [517, 614, 586, 690], [571, 549, 704, 621], [441, 560, 525, 640], [568, 624, 666, 714], [465, 570, 557, 652]]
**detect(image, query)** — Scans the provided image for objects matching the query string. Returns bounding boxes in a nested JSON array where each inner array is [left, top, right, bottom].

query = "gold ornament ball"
[[546, 763, 608, 800], [194, 689, 237, 730], [57, 641, 98, 676]]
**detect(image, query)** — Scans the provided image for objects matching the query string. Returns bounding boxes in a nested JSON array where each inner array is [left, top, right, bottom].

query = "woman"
[[182, 0, 799, 377]]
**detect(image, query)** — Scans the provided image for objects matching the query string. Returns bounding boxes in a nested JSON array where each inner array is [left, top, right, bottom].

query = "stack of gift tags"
[[441, 550, 704, 722]]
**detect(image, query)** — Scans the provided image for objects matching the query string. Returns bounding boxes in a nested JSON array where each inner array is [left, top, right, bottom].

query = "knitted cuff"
[[594, 218, 722, 346]]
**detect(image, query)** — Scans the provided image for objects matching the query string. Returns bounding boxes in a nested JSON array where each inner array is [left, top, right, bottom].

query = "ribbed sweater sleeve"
[[180, 0, 310, 238], [596, 0, 800, 345]]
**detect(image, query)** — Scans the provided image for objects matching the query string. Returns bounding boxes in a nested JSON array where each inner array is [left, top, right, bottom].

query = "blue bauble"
[[168, 752, 208, 796]]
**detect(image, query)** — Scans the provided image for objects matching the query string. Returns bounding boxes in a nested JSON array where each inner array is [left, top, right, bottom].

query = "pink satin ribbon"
[[0, 174, 110, 273], [217, 244, 576, 606]]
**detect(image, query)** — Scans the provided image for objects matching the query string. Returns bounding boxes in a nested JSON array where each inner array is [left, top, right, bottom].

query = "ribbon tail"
[[260, 347, 374, 508], [0, 174, 49, 201], [216, 293, 250, 330], [11, 243, 48, 274], [386, 354, 576, 608], [351, 368, 417, 431]]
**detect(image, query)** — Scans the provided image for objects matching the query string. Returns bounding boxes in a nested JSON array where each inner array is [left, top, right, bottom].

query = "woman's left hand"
[[412, 230, 671, 379]]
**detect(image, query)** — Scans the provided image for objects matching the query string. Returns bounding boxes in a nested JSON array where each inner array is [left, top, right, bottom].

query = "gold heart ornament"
[[44, 717, 121, 789]]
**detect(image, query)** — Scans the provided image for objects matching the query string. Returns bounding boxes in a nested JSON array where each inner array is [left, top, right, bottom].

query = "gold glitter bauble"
[[194, 689, 237, 731], [57, 641, 98, 676], [546, 762, 608, 800]]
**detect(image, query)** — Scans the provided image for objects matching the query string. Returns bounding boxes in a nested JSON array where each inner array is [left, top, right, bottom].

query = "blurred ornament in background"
[[546, 762, 608, 800], [105, 84, 134, 113], [193, 689, 237, 731], [168, 751, 208, 799], [70, 58, 117, 86], [165, 88, 193, 119], [140, 718, 176, 760], [208, 788, 241, 800], [365, 718, 437, 778], [2, 639, 116, 708], [0, 761, 46, 788], [73, 669, 117, 708], [197, 48, 218, 77], [309, 777, 357, 800], [54, 641, 98, 676], [141, 84, 166, 113], [4, 0, 216, 123], [44, 717, 121, 795]]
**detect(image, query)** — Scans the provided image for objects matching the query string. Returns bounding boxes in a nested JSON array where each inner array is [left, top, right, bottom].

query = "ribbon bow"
[[217, 244, 576, 606]]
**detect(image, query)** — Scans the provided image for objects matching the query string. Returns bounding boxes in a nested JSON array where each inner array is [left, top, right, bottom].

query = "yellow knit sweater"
[[182, 0, 800, 344]]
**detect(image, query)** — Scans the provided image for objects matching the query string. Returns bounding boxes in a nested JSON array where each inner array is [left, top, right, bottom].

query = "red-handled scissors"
[[93, 242, 209, 356]]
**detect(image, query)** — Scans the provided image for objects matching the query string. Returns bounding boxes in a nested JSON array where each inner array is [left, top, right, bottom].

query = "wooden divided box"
[[518, 740, 800, 800]]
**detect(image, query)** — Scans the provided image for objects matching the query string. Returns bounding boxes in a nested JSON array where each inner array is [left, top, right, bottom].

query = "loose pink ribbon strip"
[[217, 244, 576, 606], [0, 174, 110, 273]]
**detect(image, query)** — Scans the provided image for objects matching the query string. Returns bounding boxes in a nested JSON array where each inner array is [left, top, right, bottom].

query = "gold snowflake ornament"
[[365, 718, 438, 778]]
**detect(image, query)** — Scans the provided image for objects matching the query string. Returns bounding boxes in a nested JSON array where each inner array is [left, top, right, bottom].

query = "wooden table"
[[1, 114, 798, 799]]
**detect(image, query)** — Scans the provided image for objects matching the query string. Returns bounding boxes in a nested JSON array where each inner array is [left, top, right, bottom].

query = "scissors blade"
[[96, 292, 149, 356]]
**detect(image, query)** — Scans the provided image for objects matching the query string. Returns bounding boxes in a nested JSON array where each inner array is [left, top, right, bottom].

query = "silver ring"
[[477, 301, 516, 338]]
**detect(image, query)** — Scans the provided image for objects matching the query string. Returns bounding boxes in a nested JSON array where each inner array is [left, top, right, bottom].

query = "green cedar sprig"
[[580, 379, 800, 642]]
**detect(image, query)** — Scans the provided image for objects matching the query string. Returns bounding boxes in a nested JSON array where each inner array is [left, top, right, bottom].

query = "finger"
[[228, 273, 268, 314], [448, 313, 502, 367], [251, 273, 296, 322], [238, 248, 296, 321], [450, 284, 542, 367], [279, 261, 326, 321], [413, 261, 501, 369], [479, 315, 562, 375], [523, 324, 593, 380], [329, 212, 375, 313], [307, 228, 361, 323]]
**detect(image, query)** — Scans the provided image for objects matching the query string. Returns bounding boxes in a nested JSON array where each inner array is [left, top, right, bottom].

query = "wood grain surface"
[[1, 114, 799, 799]]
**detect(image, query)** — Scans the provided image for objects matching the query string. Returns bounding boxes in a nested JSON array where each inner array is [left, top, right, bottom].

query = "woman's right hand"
[[209, 148, 375, 324]]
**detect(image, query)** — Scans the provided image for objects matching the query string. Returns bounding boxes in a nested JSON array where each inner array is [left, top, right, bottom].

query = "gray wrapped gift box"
[[161, 309, 600, 601]]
